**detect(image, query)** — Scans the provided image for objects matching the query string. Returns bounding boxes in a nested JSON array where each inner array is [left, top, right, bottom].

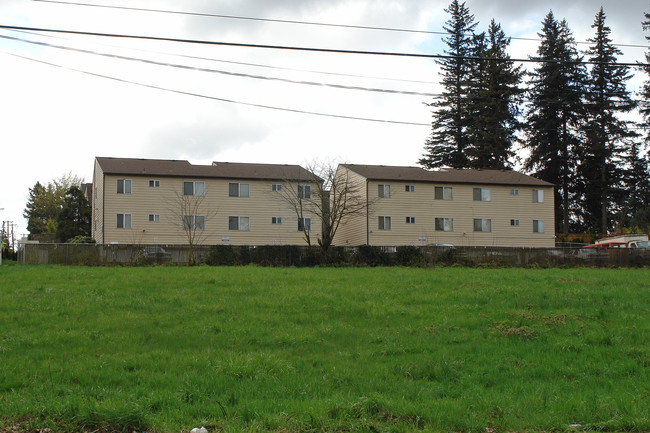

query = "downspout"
[[366, 179, 370, 245]]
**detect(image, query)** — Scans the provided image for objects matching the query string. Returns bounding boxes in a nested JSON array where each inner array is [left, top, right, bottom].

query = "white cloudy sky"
[[1, 0, 649, 238]]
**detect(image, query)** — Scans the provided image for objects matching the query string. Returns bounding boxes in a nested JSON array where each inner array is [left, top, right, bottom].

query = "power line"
[[3, 51, 430, 126], [30, 0, 650, 49], [0, 33, 441, 97], [0, 24, 647, 67]]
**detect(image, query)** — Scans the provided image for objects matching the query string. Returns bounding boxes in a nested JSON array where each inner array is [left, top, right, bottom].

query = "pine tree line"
[[420, 1, 650, 235]]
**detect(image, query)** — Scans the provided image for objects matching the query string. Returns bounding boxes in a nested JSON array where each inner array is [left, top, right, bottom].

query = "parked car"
[[142, 245, 171, 262], [628, 240, 650, 249], [584, 241, 627, 248]]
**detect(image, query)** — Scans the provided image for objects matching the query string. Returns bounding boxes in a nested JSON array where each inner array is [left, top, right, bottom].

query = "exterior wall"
[[100, 174, 320, 246], [365, 180, 555, 247], [91, 159, 105, 244], [331, 167, 368, 246]]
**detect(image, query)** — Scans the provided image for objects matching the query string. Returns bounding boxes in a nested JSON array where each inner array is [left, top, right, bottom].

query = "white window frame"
[[378, 184, 391, 198], [271, 184, 282, 192], [148, 214, 160, 222], [435, 186, 453, 200], [184, 215, 205, 231], [183, 181, 205, 196], [117, 179, 131, 194], [405, 216, 416, 224], [473, 218, 492, 232], [229, 182, 250, 198], [510, 219, 520, 227], [378, 216, 391, 230], [116, 213, 132, 229], [149, 180, 160, 188], [298, 217, 311, 232], [271, 216, 282, 225], [435, 217, 454, 232], [473, 188, 491, 202], [405, 185, 415, 192], [510, 188, 519, 196], [533, 220, 544, 233], [298, 185, 311, 199], [532, 189, 544, 203], [228, 216, 249, 231]]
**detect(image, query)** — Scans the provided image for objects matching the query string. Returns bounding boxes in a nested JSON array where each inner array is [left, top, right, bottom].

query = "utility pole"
[[0, 209, 5, 265]]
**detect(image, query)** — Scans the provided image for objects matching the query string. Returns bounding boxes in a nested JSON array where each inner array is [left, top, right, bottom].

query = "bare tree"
[[169, 188, 217, 265], [279, 161, 371, 256]]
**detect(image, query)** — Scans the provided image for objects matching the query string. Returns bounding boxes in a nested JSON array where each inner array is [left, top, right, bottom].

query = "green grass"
[[0, 265, 649, 432]]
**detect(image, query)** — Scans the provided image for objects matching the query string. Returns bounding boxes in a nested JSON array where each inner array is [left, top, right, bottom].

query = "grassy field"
[[0, 265, 649, 433]]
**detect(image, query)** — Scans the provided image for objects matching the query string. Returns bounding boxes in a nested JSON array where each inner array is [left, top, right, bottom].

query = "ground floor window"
[[229, 216, 249, 231], [473, 218, 491, 232], [117, 213, 132, 229]]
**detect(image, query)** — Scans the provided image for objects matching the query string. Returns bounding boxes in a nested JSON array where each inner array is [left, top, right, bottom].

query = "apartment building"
[[332, 164, 555, 247], [92, 157, 322, 245]]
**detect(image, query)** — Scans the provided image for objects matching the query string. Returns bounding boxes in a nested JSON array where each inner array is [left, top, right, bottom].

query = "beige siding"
[[91, 159, 105, 243], [366, 181, 555, 247], [101, 175, 321, 245], [332, 167, 368, 246]]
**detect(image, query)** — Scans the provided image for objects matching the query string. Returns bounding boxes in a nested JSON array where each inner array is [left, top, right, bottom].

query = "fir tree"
[[56, 186, 92, 243], [465, 19, 523, 169], [525, 12, 586, 234], [578, 7, 636, 234], [420, 0, 477, 169]]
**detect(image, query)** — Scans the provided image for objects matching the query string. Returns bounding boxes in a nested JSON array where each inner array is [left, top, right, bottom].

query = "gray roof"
[[96, 157, 320, 182], [342, 164, 554, 187]]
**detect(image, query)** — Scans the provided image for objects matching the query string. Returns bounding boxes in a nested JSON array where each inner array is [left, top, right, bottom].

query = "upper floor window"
[[435, 217, 453, 232], [378, 216, 391, 230], [271, 216, 282, 225], [510, 219, 520, 227], [298, 217, 311, 232], [473, 187, 491, 201], [229, 182, 250, 197], [271, 184, 282, 192], [378, 184, 391, 198], [117, 179, 131, 194], [533, 219, 545, 233], [405, 216, 416, 224], [435, 186, 453, 200], [149, 180, 160, 188], [184, 181, 205, 196], [184, 215, 205, 231], [473, 218, 492, 232], [148, 214, 160, 222], [405, 185, 415, 192], [116, 213, 132, 229], [532, 189, 544, 203], [228, 216, 249, 231], [510, 188, 519, 196], [298, 185, 311, 199]]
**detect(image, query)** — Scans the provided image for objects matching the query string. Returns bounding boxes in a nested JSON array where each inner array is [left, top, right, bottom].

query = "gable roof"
[[95, 157, 320, 182], [341, 164, 553, 187]]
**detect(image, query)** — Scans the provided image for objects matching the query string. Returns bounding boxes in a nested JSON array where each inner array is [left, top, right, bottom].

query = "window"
[[271, 184, 282, 192], [229, 182, 250, 197], [298, 217, 311, 232], [378, 184, 391, 198], [271, 216, 282, 225], [533, 220, 544, 233], [116, 213, 132, 229], [510, 219, 520, 227], [405, 185, 415, 192], [228, 216, 249, 231], [434, 186, 453, 200], [473, 218, 492, 232], [473, 187, 491, 201], [117, 179, 131, 194], [184, 215, 205, 231], [532, 189, 544, 203], [510, 188, 519, 196], [406, 216, 416, 224], [149, 180, 160, 188], [148, 214, 160, 222], [184, 181, 205, 196], [378, 216, 391, 230], [298, 185, 311, 199], [435, 217, 454, 232]]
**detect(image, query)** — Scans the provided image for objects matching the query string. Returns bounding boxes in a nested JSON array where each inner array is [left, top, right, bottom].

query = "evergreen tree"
[[640, 8, 650, 144], [578, 7, 636, 234], [620, 142, 650, 228], [465, 19, 523, 169], [56, 186, 92, 243], [23, 181, 59, 235], [524, 12, 586, 234], [420, 0, 477, 169]]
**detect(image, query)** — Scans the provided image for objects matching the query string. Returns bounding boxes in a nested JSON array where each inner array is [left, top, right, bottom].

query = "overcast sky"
[[1, 0, 649, 239]]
